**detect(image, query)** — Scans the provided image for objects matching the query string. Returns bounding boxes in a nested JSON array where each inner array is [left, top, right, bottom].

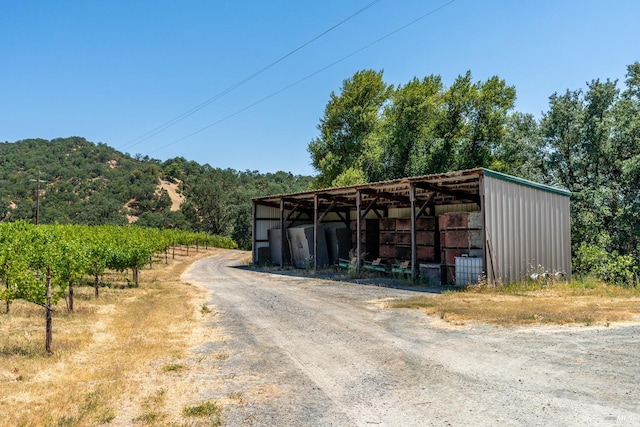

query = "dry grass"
[[0, 247, 224, 427], [390, 278, 640, 326]]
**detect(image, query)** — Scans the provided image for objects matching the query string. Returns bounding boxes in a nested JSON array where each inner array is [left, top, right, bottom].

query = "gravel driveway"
[[182, 250, 640, 426]]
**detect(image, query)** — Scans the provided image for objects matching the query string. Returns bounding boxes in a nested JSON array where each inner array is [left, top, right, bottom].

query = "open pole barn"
[[252, 168, 571, 285]]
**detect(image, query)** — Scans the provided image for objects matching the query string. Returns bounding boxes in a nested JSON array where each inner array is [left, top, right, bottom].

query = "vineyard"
[[0, 221, 236, 354]]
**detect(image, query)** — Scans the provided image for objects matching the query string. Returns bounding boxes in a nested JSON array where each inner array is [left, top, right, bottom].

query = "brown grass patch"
[[0, 247, 224, 427], [390, 280, 640, 326], [158, 179, 185, 212]]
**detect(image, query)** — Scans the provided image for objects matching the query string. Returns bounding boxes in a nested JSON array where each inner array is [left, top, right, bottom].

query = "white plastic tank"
[[455, 256, 483, 286]]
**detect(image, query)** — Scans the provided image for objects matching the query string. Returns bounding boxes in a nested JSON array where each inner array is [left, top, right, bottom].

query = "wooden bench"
[[338, 257, 359, 270], [391, 260, 412, 277], [363, 258, 389, 273]]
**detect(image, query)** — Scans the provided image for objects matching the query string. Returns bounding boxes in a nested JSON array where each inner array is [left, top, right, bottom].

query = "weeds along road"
[[182, 250, 640, 427]]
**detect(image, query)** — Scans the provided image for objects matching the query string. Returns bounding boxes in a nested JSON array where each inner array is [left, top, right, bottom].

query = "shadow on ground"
[[233, 264, 452, 294]]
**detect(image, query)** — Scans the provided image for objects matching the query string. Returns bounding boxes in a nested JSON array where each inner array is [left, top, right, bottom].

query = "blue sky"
[[1, 1, 639, 176]]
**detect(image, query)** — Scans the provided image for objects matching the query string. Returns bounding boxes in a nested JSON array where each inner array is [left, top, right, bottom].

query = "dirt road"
[[182, 250, 640, 426]]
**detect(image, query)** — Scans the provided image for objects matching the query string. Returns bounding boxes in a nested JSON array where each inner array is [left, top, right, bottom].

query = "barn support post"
[[313, 194, 319, 272], [356, 190, 362, 274], [345, 206, 351, 229], [280, 198, 285, 269], [252, 201, 257, 263], [478, 174, 492, 284], [410, 184, 417, 282]]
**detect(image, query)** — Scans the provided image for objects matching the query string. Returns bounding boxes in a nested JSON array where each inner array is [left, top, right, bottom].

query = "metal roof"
[[252, 168, 569, 212]]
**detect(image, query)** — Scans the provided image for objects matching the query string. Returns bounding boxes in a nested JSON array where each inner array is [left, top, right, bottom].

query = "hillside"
[[0, 137, 313, 248]]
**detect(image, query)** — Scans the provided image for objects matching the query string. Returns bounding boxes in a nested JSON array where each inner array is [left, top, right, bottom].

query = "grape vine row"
[[0, 221, 236, 354]]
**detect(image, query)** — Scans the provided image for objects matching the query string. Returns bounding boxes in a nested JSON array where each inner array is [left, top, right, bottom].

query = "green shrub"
[[575, 243, 638, 287]]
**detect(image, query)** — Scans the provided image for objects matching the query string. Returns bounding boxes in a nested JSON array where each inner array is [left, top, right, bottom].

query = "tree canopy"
[[308, 70, 517, 187]]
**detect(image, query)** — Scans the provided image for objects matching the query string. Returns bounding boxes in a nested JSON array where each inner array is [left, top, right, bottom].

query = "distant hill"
[[0, 137, 313, 249]]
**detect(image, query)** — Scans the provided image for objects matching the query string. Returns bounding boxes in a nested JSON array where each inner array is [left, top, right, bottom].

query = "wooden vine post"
[[133, 263, 139, 287], [45, 267, 52, 355], [68, 280, 74, 313], [94, 262, 99, 298], [5, 276, 9, 314]]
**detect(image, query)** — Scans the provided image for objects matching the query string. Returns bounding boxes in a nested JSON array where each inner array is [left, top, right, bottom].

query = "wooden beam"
[[356, 190, 362, 274], [288, 210, 309, 227], [410, 184, 417, 281], [313, 194, 318, 272], [252, 201, 257, 263], [335, 210, 347, 225], [360, 188, 410, 204], [318, 200, 338, 223], [316, 193, 353, 205], [377, 191, 411, 204], [360, 196, 380, 219], [279, 198, 285, 269], [253, 200, 280, 209], [416, 192, 436, 218], [413, 182, 480, 205], [284, 203, 301, 222], [283, 197, 314, 208]]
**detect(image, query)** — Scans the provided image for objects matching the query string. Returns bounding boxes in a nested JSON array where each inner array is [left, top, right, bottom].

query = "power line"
[[148, 0, 456, 156], [120, 0, 382, 152]]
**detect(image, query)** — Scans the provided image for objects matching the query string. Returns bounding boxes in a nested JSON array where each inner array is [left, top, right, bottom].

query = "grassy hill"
[[0, 137, 313, 248]]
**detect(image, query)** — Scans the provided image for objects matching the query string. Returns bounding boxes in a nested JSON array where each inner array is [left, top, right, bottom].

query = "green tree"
[[540, 62, 640, 282], [609, 63, 640, 259], [308, 70, 392, 188], [490, 112, 545, 182], [456, 75, 516, 170], [382, 75, 443, 178], [541, 89, 585, 191], [181, 169, 235, 235], [308, 70, 516, 184]]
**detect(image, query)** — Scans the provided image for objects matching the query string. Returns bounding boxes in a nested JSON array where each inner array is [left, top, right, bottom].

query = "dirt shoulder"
[[183, 250, 640, 426]]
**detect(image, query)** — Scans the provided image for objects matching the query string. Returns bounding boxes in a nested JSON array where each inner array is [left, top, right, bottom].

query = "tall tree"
[[181, 169, 235, 236], [457, 75, 516, 170], [308, 70, 392, 187], [382, 75, 444, 179], [540, 62, 640, 273], [541, 89, 585, 191], [610, 63, 640, 258], [308, 70, 516, 184], [490, 112, 545, 182]]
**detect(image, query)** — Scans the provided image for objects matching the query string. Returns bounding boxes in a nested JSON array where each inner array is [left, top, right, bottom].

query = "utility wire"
[[148, 0, 456, 156], [120, 0, 382, 152]]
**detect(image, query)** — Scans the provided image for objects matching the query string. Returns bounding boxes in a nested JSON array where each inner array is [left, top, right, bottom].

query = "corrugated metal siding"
[[253, 205, 280, 262], [483, 175, 571, 284]]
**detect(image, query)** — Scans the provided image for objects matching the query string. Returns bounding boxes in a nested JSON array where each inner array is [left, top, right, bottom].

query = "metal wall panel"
[[253, 204, 280, 262], [483, 175, 571, 284]]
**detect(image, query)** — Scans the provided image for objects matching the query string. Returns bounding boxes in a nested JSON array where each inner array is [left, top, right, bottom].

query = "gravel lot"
[[182, 250, 640, 426]]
